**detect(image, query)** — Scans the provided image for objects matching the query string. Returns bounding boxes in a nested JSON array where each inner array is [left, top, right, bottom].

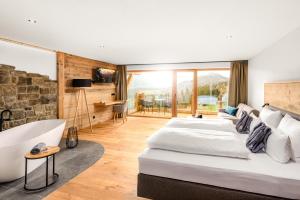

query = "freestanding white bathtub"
[[0, 119, 65, 183]]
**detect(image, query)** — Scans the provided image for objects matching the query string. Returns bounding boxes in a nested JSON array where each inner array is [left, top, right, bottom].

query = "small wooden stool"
[[24, 146, 60, 191]]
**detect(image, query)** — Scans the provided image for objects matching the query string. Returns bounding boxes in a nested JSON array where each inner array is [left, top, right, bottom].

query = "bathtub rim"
[[0, 119, 66, 149]]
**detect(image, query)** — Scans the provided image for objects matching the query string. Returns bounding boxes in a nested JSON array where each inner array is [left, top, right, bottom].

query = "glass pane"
[[197, 70, 230, 114], [127, 71, 172, 118], [177, 72, 193, 115]]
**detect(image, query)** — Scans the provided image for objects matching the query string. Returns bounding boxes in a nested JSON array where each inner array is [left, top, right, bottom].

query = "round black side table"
[[24, 146, 60, 191]]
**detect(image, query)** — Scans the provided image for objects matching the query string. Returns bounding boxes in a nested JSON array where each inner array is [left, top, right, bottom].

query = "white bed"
[[139, 148, 300, 199], [147, 127, 250, 159], [165, 117, 237, 133]]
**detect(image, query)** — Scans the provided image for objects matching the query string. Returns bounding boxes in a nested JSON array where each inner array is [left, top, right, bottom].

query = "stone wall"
[[0, 64, 57, 129]]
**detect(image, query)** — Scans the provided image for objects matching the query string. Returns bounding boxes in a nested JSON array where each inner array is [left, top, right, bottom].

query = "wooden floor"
[[129, 111, 198, 118], [129, 110, 172, 118], [45, 117, 169, 200]]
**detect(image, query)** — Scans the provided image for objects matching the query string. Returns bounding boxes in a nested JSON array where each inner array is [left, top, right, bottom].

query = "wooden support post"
[[57, 52, 65, 119], [192, 70, 198, 116], [172, 71, 177, 117]]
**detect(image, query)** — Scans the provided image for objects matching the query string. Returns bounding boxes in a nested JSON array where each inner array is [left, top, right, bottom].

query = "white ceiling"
[[0, 0, 300, 65]]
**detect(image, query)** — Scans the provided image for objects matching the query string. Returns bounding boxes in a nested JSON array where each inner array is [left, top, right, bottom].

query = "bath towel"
[[30, 142, 46, 155]]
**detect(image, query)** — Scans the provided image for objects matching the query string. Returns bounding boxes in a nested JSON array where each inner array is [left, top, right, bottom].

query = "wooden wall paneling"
[[83, 89, 93, 132], [57, 52, 65, 119], [264, 81, 300, 115], [73, 89, 81, 127], [64, 107, 113, 128], [57, 53, 117, 129]]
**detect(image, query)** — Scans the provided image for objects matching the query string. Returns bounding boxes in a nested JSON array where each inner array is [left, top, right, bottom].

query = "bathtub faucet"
[[0, 109, 13, 132]]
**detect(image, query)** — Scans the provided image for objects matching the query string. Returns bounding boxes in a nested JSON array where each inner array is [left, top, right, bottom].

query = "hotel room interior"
[[0, 0, 300, 199]]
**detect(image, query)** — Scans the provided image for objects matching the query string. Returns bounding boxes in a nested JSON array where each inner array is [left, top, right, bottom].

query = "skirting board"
[[137, 173, 290, 200]]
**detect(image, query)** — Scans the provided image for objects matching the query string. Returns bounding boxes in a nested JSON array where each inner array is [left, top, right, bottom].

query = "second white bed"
[[139, 148, 300, 199], [165, 117, 237, 132]]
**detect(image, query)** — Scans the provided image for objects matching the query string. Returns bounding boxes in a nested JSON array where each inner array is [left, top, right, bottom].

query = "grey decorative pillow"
[[246, 122, 272, 153], [236, 111, 253, 134]]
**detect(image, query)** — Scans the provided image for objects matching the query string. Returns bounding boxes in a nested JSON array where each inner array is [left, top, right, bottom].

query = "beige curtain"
[[228, 61, 248, 107], [115, 65, 127, 101]]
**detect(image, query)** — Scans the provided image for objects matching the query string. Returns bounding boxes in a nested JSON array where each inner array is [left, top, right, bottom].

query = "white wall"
[[0, 40, 56, 80], [248, 27, 300, 110]]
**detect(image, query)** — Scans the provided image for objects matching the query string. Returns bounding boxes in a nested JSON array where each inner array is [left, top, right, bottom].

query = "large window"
[[197, 70, 230, 113], [127, 68, 230, 118]]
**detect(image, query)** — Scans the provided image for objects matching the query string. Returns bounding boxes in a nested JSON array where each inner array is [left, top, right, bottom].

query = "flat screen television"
[[93, 68, 116, 83]]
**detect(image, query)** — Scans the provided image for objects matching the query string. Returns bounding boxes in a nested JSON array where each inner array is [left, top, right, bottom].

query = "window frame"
[[127, 68, 230, 118]]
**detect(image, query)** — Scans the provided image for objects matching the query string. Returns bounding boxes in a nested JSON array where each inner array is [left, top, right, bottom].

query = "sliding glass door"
[[127, 68, 230, 118], [127, 71, 172, 118], [176, 71, 194, 117]]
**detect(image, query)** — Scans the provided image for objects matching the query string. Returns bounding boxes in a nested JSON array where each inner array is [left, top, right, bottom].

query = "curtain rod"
[[0, 36, 56, 53]]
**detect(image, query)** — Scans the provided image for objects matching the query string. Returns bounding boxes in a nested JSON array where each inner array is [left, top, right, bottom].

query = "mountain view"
[[128, 72, 229, 112], [177, 73, 229, 108]]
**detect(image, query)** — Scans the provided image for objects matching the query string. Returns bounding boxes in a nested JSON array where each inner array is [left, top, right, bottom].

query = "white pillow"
[[266, 128, 291, 163], [259, 107, 283, 128], [278, 114, 300, 160]]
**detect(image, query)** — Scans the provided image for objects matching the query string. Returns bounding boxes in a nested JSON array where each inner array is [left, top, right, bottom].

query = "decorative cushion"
[[259, 107, 283, 128], [236, 103, 255, 119], [236, 111, 253, 134], [278, 114, 300, 160], [225, 106, 238, 116], [266, 128, 292, 163], [246, 122, 272, 153]]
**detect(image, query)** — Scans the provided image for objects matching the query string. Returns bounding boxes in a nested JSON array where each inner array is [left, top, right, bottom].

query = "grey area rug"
[[0, 139, 104, 200]]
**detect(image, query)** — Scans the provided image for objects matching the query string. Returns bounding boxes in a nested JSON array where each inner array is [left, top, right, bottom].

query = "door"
[[127, 71, 172, 118]]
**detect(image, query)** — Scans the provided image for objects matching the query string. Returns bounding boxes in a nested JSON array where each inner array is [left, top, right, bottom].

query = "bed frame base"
[[137, 173, 289, 200]]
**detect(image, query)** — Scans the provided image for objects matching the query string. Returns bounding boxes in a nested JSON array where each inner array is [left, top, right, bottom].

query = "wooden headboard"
[[264, 81, 300, 115]]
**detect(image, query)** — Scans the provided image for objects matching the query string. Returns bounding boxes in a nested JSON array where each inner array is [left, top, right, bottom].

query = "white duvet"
[[148, 127, 249, 159], [166, 117, 237, 133]]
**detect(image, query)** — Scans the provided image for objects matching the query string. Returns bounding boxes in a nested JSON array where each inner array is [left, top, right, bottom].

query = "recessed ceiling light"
[[26, 19, 37, 24], [226, 35, 233, 39], [99, 44, 105, 48]]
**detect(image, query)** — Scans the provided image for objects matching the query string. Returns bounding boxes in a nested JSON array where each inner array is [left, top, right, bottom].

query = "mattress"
[[139, 148, 300, 199], [165, 117, 237, 133]]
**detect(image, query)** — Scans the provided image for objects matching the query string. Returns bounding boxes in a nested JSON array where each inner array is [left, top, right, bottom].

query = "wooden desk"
[[94, 101, 124, 107]]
